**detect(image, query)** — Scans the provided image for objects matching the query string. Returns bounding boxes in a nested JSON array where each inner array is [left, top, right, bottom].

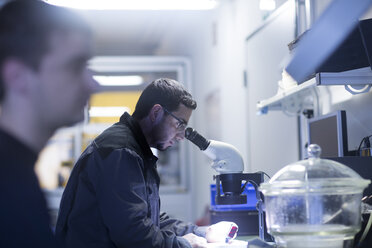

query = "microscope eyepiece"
[[185, 127, 210, 151]]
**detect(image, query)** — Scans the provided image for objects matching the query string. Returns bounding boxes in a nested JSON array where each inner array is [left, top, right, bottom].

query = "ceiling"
[[75, 1, 290, 57], [77, 9, 214, 56]]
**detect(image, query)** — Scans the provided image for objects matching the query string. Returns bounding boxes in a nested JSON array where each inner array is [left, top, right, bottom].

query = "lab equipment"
[[260, 144, 370, 248], [357, 135, 372, 157], [210, 183, 259, 236], [307, 110, 348, 157], [185, 128, 271, 241], [185, 127, 263, 204], [184, 127, 244, 174]]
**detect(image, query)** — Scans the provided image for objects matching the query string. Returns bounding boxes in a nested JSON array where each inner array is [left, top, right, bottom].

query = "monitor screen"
[[308, 111, 348, 157]]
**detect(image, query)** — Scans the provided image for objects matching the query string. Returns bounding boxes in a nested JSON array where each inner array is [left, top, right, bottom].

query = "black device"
[[213, 172, 272, 241], [307, 110, 348, 157]]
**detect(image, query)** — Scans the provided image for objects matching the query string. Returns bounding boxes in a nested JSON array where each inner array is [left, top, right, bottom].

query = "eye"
[[73, 63, 87, 74], [69, 57, 89, 74], [178, 122, 187, 130]]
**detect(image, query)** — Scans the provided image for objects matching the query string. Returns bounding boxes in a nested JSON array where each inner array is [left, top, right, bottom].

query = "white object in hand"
[[206, 221, 239, 243]]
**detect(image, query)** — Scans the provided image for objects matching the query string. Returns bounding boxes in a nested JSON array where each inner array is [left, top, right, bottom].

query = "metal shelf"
[[257, 78, 317, 115], [257, 67, 372, 115], [317, 66, 372, 85]]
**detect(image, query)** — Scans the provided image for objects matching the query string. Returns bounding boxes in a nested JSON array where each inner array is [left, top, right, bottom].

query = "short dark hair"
[[132, 78, 197, 120], [0, 0, 91, 102]]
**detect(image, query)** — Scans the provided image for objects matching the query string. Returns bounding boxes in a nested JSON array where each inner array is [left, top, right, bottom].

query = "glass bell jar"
[[260, 144, 370, 248]]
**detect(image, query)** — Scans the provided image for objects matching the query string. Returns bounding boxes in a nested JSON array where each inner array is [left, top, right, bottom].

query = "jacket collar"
[[119, 112, 157, 164]]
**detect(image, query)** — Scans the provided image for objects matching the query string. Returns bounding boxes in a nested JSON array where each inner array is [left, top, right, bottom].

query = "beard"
[[151, 121, 171, 151], [155, 142, 169, 151]]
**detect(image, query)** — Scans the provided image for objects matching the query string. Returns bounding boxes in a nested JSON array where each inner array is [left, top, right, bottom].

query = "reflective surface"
[[260, 144, 371, 248]]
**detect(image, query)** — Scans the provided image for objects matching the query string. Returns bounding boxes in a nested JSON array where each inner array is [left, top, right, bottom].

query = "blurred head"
[[0, 0, 97, 129], [133, 78, 197, 150]]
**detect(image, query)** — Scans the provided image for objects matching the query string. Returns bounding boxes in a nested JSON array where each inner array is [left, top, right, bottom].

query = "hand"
[[205, 221, 238, 243], [182, 233, 208, 248]]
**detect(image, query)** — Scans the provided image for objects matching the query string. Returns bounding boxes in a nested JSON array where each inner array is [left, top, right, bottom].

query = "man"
[[0, 1, 97, 247], [56, 78, 231, 248]]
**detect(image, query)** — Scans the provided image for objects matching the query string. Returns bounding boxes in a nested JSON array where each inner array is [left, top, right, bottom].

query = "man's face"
[[152, 104, 193, 151], [30, 31, 97, 130]]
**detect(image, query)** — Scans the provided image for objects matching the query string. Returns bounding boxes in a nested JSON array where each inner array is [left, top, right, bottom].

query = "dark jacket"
[[55, 113, 203, 248], [0, 128, 58, 248]]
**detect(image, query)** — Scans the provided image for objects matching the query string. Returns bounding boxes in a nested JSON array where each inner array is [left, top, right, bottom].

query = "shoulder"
[[94, 122, 142, 156], [80, 145, 145, 174]]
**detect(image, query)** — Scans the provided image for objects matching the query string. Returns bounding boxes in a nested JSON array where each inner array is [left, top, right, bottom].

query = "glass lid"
[[260, 144, 371, 195]]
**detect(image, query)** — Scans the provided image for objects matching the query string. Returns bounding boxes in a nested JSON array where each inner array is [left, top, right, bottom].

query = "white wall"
[[245, 1, 299, 177]]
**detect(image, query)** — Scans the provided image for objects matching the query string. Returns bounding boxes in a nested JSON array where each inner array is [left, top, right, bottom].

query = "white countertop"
[[206, 240, 248, 248]]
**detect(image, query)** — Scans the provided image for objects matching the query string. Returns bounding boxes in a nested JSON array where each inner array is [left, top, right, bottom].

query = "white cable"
[[359, 211, 372, 246]]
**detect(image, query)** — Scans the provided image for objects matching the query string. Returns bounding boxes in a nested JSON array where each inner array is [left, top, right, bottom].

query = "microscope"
[[185, 128, 272, 241]]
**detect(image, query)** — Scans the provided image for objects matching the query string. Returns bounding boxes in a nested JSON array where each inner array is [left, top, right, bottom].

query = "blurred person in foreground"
[[56, 78, 233, 248], [0, 0, 97, 247]]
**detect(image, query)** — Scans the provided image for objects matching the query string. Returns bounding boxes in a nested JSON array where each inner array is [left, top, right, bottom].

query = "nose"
[[84, 69, 100, 94], [175, 130, 185, 141]]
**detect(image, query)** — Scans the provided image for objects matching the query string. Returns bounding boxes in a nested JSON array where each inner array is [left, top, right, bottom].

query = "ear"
[[149, 104, 164, 123], [2, 58, 31, 94]]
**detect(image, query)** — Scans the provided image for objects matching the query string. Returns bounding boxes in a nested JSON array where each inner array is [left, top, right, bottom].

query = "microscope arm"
[[185, 128, 244, 174], [204, 140, 244, 173]]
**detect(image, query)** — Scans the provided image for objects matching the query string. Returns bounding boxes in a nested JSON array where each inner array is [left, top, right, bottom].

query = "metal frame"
[[84, 56, 193, 193], [307, 110, 348, 157]]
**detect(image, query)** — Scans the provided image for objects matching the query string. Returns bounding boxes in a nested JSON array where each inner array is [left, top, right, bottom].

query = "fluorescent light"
[[93, 75, 143, 86], [259, 0, 276, 11], [43, 0, 218, 10], [89, 106, 130, 117]]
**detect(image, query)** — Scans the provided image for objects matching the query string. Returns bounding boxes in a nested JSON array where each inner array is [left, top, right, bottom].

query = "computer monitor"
[[307, 110, 348, 157]]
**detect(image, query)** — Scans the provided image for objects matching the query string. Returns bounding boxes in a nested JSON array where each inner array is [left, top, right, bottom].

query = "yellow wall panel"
[[89, 91, 141, 124]]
